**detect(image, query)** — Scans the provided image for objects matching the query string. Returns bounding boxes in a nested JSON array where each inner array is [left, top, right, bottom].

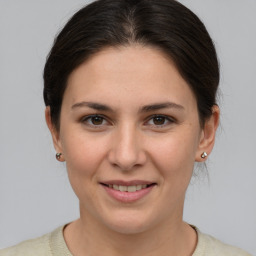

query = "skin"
[[46, 45, 219, 256]]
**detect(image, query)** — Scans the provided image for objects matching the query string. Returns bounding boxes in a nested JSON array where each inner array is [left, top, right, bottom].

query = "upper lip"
[[100, 180, 156, 186]]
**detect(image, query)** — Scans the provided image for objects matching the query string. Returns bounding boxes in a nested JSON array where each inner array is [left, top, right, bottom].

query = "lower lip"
[[102, 184, 155, 203]]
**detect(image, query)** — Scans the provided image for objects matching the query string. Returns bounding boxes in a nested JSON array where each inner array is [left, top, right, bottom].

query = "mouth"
[[100, 183, 156, 192], [100, 181, 156, 203]]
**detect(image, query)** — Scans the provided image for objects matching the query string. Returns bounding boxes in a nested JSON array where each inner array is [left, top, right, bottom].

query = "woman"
[[0, 0, 252, 255]]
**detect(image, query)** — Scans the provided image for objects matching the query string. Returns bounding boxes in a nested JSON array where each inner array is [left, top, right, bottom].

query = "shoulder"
[[0, 233, 51, 256], [0, 226, 70, 256], [193, 228, 252, 256]]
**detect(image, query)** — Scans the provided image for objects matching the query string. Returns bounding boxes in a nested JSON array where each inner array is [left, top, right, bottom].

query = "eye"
[[152, 116, 166, 125], [146, 115, 174, 127], [82, 115, 108, 126]]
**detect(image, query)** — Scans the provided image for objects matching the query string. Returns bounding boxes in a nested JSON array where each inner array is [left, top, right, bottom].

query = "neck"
[[64, 211, 197, 256]]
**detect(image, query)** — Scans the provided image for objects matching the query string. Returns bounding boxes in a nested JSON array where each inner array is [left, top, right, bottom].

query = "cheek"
[[61, 135, 106, 208], [147, 129, 199, 178], [60, 132, 107, 185]]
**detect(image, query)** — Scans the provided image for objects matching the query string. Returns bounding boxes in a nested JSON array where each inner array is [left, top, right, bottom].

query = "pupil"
[[153, 116, 165, 125], [92, 116, 103, 125]]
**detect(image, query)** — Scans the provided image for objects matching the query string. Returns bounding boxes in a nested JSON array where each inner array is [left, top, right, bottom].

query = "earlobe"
[[196, 105, 220, 162], [45, 107, 64, 160]]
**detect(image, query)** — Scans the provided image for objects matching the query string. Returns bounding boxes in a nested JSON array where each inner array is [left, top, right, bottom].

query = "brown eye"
[[91, 116, 104, 125], [82, 115, 107, 126], [152, 116, 166, 125], [146, 115, 174, 128]]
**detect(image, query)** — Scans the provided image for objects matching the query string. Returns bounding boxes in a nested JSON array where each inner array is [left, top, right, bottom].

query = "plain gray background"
[[0, 0, 255, 254]]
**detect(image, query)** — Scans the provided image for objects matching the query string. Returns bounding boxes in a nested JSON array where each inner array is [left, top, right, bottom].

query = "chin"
[[102, 210, 157, 235], [108, 221, 149, 235]]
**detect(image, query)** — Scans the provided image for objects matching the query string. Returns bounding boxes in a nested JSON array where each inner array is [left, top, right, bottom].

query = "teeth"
[[113, 184, 119, 190], [128, 186, 136, 192], [136, 185, 142, 190], [109, 184, 149, 192], [119, 185, 127, 192]]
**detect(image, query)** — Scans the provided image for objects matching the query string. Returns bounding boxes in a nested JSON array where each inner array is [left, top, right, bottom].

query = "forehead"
[[64, 45, 197, 111]]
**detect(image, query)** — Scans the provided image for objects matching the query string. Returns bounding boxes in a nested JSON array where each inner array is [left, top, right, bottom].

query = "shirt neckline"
[[50, 224, 204, 256]]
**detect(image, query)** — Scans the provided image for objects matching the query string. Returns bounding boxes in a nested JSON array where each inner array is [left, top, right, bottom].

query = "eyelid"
[[80, 114, 176, 128], [145, 114, 176, 127], [81, 114, 111, 126]]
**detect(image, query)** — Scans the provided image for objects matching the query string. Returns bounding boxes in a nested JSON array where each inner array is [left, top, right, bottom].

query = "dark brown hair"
[[44, 0, 219, 129]]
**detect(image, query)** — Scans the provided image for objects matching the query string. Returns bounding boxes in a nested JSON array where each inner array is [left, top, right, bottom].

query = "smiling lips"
[[101, 181, 156, 203], [108, 184, 148, 192]]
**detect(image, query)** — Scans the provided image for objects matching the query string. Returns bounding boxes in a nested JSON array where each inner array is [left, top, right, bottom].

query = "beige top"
[[0, 225, 252, 256]]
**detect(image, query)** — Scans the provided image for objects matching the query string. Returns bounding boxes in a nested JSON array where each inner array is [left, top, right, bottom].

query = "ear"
[[195, 105, 220, 162], [45, 107, 65, 162]]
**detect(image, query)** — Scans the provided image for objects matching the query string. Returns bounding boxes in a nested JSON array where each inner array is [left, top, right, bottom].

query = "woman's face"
[[47, 45, 217, 234]]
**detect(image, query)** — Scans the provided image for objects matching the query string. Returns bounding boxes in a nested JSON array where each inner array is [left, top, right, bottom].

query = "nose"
[[108, 124, 147, 171]]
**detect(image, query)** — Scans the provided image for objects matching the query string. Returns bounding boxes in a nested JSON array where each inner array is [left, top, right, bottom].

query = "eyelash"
[[81, 115, 109, 128], [80, 114, 175, 128], [146, 115, 175, 128]]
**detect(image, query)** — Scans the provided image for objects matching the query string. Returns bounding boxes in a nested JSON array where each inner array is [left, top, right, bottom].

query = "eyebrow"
[[72, 102, 114, 112], [71, 101, 184, 112], [140, 102, 184, 112]]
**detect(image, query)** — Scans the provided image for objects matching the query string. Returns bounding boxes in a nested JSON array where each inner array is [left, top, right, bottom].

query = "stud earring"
[[56, 153, 62, 161], [201, 152, 208, 159]]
